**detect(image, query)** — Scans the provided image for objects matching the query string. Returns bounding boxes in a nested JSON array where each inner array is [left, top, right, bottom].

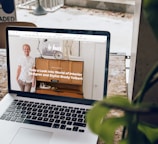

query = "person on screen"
[[16, 44, 35, 92]]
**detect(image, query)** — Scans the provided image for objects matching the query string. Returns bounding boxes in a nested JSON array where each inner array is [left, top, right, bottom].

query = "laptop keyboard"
[[0, 100, 88, 133]]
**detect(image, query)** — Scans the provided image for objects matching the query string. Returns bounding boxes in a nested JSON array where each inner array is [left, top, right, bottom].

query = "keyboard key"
[[43, 118, 49, 122], [72, 118, 77, 121], [66, 127, 71, 131], [71, 110, 75, 113], [60, 112, 65, 115], [79, 129, 85, 132], [16, 118, 24, 123], [54, 115, 59, 119], [37, 117, 43, 121], [76, 110, 81, 114], [61, 120, 66, 124], [10, 117, 17, 121], [60, 116, 65, 119], [67, 121, 72, 125], [43, 114, 48, 117], [32, 116, 37, 120], [72, 114, 77, 117], [55, 120, 60, 123], [60, 125, 66, 129], [73, 126, 79, 131], [21, 115, 26, 118], [37, 113, 42, 116], [53, 124, 60, 128], [26, 115, 32, 119], [65, 109, 69, 112], [49, 119, 54, 123], [73, 122, 86, 127], [24, 119, 52, 127], [66, 113, 71, 116], [5, 116, 12, 121]]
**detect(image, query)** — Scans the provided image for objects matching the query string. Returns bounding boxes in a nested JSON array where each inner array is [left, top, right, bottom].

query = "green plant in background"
[[86, 0, 158, 144], [87, 62, 158, 144]]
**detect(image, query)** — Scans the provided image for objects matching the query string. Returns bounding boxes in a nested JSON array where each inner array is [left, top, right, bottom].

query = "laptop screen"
[[6, 27, 110, 104]]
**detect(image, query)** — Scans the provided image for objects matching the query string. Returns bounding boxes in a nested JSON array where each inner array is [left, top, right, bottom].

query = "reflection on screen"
[[8, 30, 108, 101]]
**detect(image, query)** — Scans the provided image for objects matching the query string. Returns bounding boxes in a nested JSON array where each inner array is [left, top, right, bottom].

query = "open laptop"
[[0, 26, 110, 144]]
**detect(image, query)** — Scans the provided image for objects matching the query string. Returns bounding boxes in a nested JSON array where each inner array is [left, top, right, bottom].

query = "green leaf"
[[101, 96, 158, 114], [98, 117, 127, 144], [103, 96, 130, 107], [119, 139, 129, 144], [87, 96, 158, 144], [138, 122, 158, 143], [86, 102, 110, 134], [103, 96, 136, 110], [100, 96, 135, 112]]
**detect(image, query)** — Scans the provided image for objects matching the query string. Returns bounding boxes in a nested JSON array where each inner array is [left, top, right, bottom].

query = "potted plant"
[[86, 1, 158, 144]]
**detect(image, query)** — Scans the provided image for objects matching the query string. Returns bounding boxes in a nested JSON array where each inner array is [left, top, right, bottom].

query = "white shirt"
[[18, 56, 35, 83]]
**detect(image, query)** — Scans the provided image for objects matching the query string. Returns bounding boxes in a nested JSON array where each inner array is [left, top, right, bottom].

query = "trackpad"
[[11, 128, 53, 144]]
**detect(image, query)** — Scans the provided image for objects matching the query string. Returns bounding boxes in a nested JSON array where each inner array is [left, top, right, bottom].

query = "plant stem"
[[126, 113, 139, 144], [133, 62, 158, 104], [100, 102, 158, 114]]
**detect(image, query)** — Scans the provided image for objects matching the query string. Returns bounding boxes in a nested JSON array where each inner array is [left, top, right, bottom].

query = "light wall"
[[128, 0, 142, 100]]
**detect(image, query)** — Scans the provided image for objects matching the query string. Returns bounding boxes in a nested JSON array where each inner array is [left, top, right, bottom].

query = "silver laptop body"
[[0, 27, 110, 144]]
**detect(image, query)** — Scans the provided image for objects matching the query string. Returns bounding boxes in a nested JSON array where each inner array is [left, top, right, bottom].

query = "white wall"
[[80, 42, 106, 100], [128, 0, 142, 100]]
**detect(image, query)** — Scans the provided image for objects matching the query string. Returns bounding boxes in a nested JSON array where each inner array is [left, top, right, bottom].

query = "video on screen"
[[8, 31, 107, 101]]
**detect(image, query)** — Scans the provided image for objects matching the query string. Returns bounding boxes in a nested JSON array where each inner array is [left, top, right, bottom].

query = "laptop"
[[0, 26, 110, 144]]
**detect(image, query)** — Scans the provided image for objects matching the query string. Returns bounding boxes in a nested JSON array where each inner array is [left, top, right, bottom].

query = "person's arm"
[[16, 65, 21, 81], [31, 66, 36, 87]]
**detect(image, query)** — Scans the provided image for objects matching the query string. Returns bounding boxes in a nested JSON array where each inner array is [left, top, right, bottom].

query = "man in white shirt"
[[16, 44, 35, 92]]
